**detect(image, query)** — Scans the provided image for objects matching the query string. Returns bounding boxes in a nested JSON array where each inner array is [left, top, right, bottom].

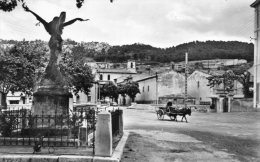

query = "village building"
[[187, 71, 212, 104], [187, 70, 245, 112], [4, 92, 32, 110], [72, 60, 137, 105], [173, 59, 247, 71], [117, 74, 158, 105], [117, 71, 185, 105], [251, 0, 260, 109]]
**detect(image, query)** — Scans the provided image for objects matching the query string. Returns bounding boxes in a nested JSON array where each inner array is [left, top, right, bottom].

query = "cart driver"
[[166, 101, 173, 113]]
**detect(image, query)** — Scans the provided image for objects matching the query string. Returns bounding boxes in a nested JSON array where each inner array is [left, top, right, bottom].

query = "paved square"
[[122, 108, 260, 162]]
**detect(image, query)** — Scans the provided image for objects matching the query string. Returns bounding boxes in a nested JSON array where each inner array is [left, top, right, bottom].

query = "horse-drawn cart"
[[156, 103, 192, 122]]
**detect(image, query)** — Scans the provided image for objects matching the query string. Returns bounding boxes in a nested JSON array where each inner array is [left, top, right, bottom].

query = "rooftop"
[[97, 68, 137, 74], [159, 93, 195, 99], [251, 0, 260, 7]]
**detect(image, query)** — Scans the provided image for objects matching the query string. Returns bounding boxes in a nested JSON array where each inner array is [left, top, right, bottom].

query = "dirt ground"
[[121, 108, 260, 162]]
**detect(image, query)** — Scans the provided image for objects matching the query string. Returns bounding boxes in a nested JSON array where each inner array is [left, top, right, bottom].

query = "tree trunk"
[[123, 97, 126, 106], [243, 85, 250, 98], [1, 93, 7, 109], [131, 97, 135, 102]]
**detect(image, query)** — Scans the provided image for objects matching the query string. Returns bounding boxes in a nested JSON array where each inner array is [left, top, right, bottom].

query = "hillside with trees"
[[166, 41, 254, 62], [102, 41, 253, 63], [0, 39, 253, 63]]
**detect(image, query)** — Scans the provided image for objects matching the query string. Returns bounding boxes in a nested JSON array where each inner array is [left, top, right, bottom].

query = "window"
[[257, 8, 260, 28], [143, 86, 144, 92], [22, 97, 25, 104], [114, 79, 117, 83], [197, 81, 200, 88], [76, 95, 80, 103], [10, 100, 19, 104], [99, 74, 103, 80], [148, 86, 149, 92], [131, 62, 133, 68], [88, 96, 91, 102], [108, 74, 110, 80]]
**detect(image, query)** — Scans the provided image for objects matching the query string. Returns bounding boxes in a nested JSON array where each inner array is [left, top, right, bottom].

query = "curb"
[[0, 132, 129, 162], [111, 131, 129, 162]]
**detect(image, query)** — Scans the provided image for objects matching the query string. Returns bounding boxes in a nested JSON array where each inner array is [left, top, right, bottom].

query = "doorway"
[[223, 97, 228, 112]]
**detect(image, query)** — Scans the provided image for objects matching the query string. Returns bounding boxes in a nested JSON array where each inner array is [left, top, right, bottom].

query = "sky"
[[0, 0, 255, 48]]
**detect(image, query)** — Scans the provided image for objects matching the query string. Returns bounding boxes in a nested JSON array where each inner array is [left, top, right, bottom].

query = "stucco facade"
[[188, 71, 213, 104], [251, 0, 260, 109], [134, 71, 185, 104], [74, 61, 137, 105], [158, 71, 185, 97], [187, 70, 244, 105], [135, 76, 157, 104]]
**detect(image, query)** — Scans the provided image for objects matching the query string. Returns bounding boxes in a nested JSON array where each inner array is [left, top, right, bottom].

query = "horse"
[[169, 107, 191, 123]]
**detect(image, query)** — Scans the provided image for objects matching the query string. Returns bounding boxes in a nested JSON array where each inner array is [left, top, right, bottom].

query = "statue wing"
[[63, 18, 89, 27], [22, 3, 48, 27]]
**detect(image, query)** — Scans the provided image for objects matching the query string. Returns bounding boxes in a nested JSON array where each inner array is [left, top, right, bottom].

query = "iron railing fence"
[[0, 107, 96, 150], [111, 110, 121, 136]]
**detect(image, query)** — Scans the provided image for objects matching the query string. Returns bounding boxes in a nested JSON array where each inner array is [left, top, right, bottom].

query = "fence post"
[[95, 111, 112, 157], [78, 126, 87, 146], [118, 109, 123, 135]]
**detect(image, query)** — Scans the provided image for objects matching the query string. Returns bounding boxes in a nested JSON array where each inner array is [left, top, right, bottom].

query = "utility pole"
[[95, 83, 97, 104], [185, 52, 188, 108], [98, 83, 100, 102], [156, 72, 158, 105]]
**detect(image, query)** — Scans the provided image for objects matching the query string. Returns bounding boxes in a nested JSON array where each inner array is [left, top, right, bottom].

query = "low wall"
[[136, 100, 156, 104], [129, 104, 212, 113], [231, 98, 255, 112]]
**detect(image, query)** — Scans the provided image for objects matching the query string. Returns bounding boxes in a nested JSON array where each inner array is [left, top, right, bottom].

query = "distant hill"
[[165, 41, 254, 62], [0, 39, 253, 63], [103, 41, 253, 63]]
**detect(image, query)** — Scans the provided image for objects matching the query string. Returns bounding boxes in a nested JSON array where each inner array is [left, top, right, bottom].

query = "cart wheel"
[[170, 115, 176, 121], [157, 109, 164, 120]]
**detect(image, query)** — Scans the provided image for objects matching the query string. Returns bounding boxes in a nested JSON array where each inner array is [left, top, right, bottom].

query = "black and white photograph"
[[0, 0, 259, 161]]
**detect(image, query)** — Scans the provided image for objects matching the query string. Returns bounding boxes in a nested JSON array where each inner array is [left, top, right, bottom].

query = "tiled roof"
[[116, 74, 156, 84], [97, 69, 137, 74], [159, 93, 195, 99], [132, 74, 156, 82], [209, 70, 225, 76], [197, 70, 225, 76]]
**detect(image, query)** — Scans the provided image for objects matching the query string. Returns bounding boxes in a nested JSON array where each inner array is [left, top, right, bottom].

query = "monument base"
[[32, 86, 72, 116]]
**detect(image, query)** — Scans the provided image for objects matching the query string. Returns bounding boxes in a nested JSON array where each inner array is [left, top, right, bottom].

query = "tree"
[[0, 0, 113, 12], [0, 41, 46, 108], [207, 70, 238, 94], [100, 83, 118, 102], [59, 53, 94, 96], [118, 83, 127, 105], [226, 63, 253, 98], [194, 62, 204, 69], [124, 81, 140, 102]]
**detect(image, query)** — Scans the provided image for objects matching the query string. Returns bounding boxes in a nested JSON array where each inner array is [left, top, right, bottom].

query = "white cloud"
[[0, 0, 254, 48]]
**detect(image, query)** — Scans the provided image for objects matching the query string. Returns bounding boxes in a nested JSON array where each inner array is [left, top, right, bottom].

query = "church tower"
[[127, 60, 136, 73]]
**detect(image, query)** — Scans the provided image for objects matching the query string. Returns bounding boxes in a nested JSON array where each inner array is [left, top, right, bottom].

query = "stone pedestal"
[[217, 97, 224, 113], [95, 111, 112, 157], [32, 87, 72, 116]]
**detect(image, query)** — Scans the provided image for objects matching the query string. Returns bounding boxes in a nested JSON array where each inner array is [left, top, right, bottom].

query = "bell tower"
[[127, 60, 136, 73]]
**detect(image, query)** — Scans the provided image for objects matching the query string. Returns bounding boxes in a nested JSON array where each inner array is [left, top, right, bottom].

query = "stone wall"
[[231, 98, 255, 112]]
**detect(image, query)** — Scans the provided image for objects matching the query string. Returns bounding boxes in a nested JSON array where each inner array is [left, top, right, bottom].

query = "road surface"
[[121, 108, 260, 162]]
